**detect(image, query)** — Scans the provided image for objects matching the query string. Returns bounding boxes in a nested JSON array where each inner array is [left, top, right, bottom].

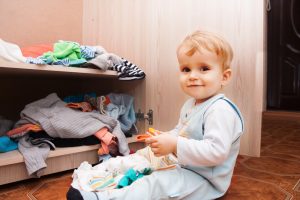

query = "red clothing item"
[[21, 44, 53, 58]]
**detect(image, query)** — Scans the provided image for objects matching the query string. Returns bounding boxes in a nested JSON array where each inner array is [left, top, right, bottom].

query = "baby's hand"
[[145, 133, 177, 157]]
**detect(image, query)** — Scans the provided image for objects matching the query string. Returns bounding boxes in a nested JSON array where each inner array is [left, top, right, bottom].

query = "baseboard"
[[263, 110, 300, 121]]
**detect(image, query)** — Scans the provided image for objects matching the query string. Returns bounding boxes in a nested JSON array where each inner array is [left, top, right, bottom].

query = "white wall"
[[0, 0, 83, 46]]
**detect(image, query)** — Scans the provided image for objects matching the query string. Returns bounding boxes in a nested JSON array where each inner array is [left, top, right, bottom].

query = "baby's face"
[[177, 46, 227, 104]]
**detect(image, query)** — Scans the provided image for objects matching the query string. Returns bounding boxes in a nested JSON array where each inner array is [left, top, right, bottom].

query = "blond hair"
[[177, 30, 233, 70]]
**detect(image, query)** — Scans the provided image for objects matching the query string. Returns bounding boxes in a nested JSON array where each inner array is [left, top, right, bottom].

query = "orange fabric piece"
[[21, 44, 53, 58], [136, 128, 161, 142], [136, 133, 152, 142], [94, 127, 112, 145], [98, 142, 109, 155], [7, 124, 42, 137], [66, 102, 93, 112], [94, 127, 118, 155]]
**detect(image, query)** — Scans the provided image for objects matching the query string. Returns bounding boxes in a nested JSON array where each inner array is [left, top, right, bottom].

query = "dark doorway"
[[267, 0, 300, 110]]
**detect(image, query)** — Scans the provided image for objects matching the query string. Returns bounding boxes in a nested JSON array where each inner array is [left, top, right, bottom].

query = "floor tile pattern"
[[222, 118, 300, 200]]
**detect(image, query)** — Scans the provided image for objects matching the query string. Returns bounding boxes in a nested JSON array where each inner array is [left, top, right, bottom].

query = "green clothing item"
[[117, 168, 151, 189], [42, 41, 86, 65]]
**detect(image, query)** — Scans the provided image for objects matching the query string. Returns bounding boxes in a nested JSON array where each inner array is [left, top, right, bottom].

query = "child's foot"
[[66, 186, 100, 200]]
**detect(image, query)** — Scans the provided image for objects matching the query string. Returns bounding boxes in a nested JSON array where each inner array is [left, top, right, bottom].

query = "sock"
[[109, 63, 127, 74], [66, 186, 84, 200], [119, 59, 145, 80], [109, 59, 145, 80], [123, 60, 144, 75], [67, 186, 109, 200]]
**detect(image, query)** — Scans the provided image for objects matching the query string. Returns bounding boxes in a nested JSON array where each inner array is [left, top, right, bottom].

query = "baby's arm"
[[177, 102, 241, 167]]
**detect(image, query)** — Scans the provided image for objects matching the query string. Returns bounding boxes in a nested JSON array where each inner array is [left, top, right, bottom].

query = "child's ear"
[[221, 68, 232, 86]]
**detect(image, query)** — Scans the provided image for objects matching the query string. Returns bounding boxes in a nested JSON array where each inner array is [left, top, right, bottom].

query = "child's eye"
[[198, 66, 210, 71], [181, 67, 190, 72]]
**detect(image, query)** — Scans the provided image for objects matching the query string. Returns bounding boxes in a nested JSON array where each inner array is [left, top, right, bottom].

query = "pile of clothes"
[[0, 92, 138, 178], [0, 39, 146, 80]]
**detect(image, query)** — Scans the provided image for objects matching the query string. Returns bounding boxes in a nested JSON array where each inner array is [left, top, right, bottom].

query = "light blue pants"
[[93, 165, 216, 200]]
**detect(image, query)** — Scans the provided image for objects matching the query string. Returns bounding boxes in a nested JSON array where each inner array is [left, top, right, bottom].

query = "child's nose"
[[189, 70, 199, 80]]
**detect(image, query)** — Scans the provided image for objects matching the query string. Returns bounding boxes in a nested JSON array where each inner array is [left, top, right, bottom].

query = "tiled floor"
[[222, 117, 300, 200], [0, 116, 300, 200]]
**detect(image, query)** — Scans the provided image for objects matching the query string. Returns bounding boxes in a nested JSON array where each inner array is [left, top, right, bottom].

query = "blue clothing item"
[[26, 57, 45, 65], [174, 93, 244, 199], [0, 136, 18, 153], [106, 93, 136, 133], [117, 168, 144, 189], [26, 56, 86, 66], [117, 168, 151, 189], [63, 92, 97, 103], [98, 154, 112, 163], [53, 58, 87, 66], [80, 46, 97, 60]]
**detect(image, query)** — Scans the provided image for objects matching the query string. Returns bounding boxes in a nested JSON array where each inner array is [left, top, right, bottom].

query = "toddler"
[[67, 30, 244, 200]]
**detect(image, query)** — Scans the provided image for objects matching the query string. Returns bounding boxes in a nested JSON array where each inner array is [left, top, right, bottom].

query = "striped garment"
[[109, 58, 145, 80], [88, 175, 117, 191]]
